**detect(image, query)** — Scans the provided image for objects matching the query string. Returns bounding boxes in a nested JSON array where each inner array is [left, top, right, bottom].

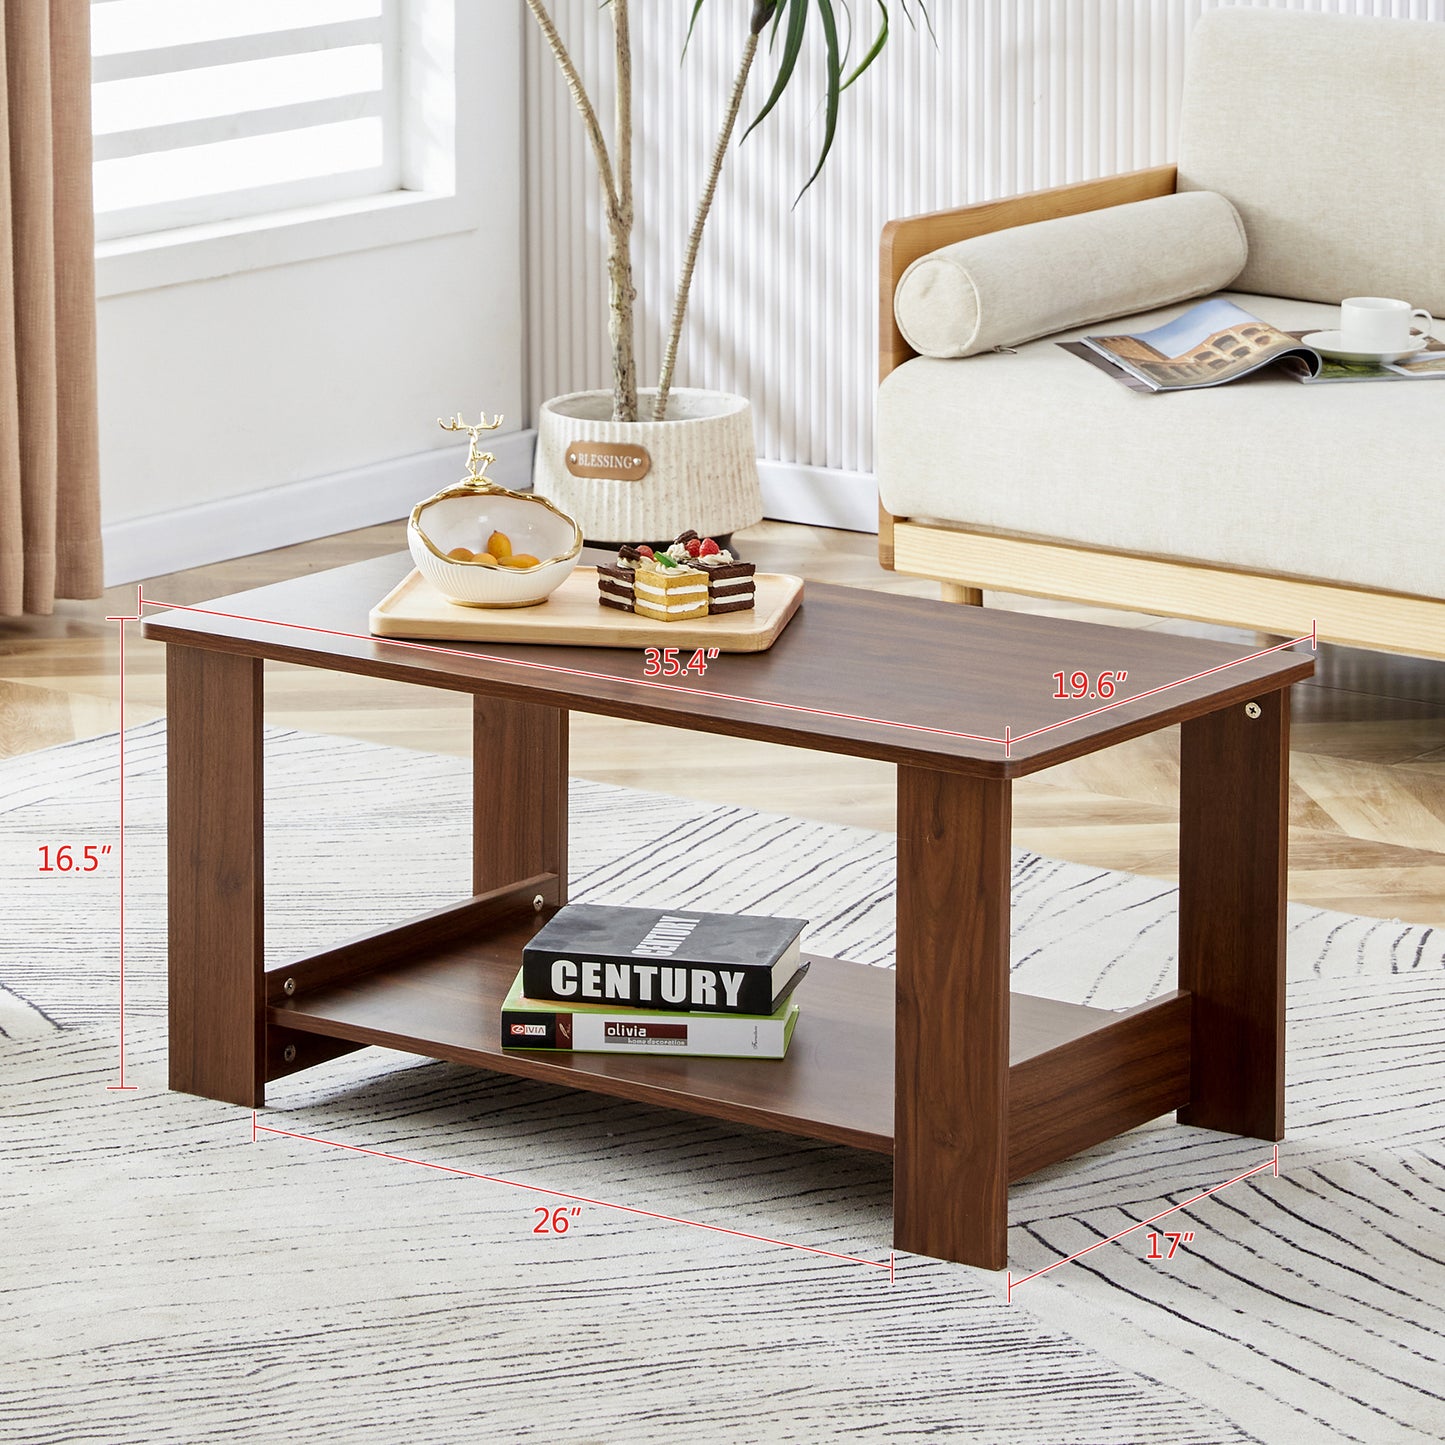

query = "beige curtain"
[[1, 0, 101, 616]]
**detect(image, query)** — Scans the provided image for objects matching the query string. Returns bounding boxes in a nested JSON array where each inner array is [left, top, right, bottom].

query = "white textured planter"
[[534, 388, 763, 543]]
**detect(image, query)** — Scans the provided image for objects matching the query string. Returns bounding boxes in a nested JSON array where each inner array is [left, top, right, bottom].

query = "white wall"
[[98, 4, 526, 582], [526, 0, 1445, 482]]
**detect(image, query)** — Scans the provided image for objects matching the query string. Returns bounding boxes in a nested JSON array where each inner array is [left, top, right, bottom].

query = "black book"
[[522, 904, 808, 1015]]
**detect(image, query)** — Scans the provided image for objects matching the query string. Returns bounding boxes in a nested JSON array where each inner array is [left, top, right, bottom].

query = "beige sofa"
[[876, 8, 1445, 660]]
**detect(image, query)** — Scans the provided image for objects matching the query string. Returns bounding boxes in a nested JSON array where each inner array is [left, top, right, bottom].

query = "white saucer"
[[1301, 330, 1430, 365]]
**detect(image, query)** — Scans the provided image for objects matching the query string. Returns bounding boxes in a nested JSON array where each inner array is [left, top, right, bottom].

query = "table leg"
[[1177, 688, 1289, 1140], [473, 695, 568, 905], [895, 764, 1012, 1268], [167, 645, 265, 1106]]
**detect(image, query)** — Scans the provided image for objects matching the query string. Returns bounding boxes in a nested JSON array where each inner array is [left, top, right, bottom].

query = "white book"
[[500, 969, 800, 1059]]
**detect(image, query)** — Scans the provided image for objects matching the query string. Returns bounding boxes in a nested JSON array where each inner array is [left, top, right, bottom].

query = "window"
[[91, 0, 400, 241]]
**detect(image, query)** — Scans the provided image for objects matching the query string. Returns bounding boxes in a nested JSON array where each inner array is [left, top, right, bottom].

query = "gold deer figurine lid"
[[438, 412, 506, 493], [409, 412, 582, 571]]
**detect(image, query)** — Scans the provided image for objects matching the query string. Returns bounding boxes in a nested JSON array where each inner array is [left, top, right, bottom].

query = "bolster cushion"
[[892, 191, 1248, 359]]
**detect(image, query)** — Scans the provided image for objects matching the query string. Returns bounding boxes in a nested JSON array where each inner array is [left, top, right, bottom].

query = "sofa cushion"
[[876, 294, 1444, 600], [1178, 9, 1445, 317], [893, 192, 1247, 359]]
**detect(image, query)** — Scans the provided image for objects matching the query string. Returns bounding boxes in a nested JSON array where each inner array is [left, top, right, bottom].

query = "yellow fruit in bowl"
[[446, 546, 473, 561], [500, 554, 540, 569], [486, 530, 512, 560], [472, 551, 499, 567]]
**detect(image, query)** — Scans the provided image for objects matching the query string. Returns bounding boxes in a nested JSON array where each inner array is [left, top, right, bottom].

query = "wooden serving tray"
[[369, 567, 804, 652]]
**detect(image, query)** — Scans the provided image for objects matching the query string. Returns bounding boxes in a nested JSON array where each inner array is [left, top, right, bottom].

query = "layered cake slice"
[[596, 533, 757, 620], [697, 550, 756, 614], [632, 555, 709, 622], [597, 545, 643, 613]]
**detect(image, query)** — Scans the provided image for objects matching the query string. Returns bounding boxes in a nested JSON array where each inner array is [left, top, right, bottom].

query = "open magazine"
[[1062, 297, 1445, 392]]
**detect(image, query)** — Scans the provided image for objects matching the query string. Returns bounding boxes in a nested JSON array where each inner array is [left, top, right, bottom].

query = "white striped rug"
[[1, 723, 1441, 1445]]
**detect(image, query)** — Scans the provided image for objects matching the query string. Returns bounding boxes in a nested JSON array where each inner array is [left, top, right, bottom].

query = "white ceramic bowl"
[[408, 486, 582, 607]]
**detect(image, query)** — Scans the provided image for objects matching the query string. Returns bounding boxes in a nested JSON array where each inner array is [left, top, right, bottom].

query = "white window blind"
[[91, 0, 400, 241]]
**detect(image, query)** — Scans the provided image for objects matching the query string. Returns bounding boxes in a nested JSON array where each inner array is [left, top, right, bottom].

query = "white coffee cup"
[[1340, 296, 1434, 353]]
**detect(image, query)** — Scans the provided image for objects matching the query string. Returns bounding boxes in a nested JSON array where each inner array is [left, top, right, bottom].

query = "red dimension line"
[[1006, 1145, 1279, 1301], [253, 1118, 891, 1273], [103, 586, 143, 1093], [1010, 634, 1312, 746], [139, 594, 1008, 747]]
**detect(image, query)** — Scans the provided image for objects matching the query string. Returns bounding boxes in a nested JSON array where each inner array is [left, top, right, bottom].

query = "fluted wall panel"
[[525, 0, 1444, 475]]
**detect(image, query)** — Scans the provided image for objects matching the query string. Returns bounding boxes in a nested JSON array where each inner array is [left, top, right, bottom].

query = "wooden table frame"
[[151, 556, 1308, 1270]]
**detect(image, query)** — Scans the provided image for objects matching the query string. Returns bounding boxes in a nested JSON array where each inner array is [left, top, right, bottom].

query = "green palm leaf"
[[744, 0, 810, 138], [842, 1, 889, 90], [682, 0, 930, 196], [800, 0, 842, 195]]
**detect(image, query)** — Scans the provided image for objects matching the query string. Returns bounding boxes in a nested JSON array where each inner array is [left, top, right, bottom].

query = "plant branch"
[[654, 29, 760, 421], [525, 0, 637, 421], [524, 0, 621, 225], [614, 2, 633, 232], [609, 0, 638, 420]]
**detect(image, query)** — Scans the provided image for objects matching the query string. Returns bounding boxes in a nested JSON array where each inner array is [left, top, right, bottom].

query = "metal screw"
[[282, 1044, 297, 1063], [283, 977, 297, 995], [533, 894, 545, 911], [1244, 702, 1262, 719]]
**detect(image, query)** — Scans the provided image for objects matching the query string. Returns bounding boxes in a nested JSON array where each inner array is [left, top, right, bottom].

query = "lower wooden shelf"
[[267, 893, 1193, 1174]]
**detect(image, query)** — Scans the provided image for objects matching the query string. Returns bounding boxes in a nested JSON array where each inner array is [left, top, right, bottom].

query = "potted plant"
[[525, 0, 929, 542]]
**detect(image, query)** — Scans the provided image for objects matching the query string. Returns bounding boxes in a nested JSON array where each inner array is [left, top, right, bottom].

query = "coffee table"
[[146, 553, 1313, 1269]]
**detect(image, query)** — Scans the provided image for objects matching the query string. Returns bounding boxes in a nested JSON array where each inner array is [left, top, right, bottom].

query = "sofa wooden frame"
[[877, 165, 1445, 661]]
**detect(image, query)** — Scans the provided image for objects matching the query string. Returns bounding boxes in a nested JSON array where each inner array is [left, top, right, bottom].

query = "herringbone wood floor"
[[3, 520, 1441, 923]]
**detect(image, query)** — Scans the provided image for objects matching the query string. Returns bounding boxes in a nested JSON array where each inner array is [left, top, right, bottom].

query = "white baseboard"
[[101, 434, 876, 584], [757, 459, 879, 534], [102, 429, 538, 586]]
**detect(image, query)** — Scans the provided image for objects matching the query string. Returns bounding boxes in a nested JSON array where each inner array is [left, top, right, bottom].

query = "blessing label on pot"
[[565, 441, 651, 481]]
